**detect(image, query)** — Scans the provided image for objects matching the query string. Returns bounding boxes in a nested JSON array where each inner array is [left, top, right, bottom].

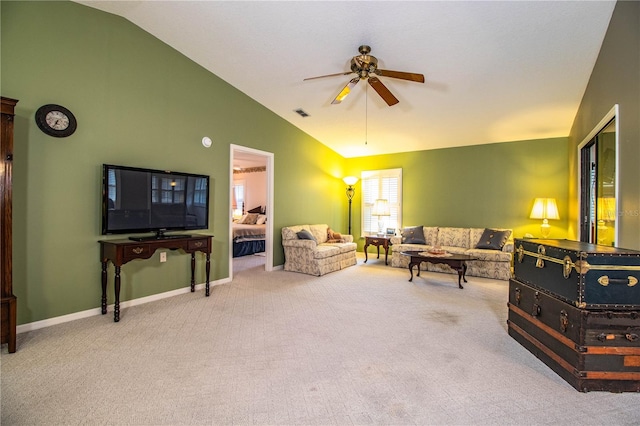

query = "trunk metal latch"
[[560, 310, 569, 333]]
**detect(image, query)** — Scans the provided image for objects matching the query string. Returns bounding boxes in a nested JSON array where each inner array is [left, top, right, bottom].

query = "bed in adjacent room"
[[232, 210, 266, 257]]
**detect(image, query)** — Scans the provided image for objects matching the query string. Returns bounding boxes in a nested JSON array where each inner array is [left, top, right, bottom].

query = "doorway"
[[230, 145, 274, 278], [578, 105, 618, 246]]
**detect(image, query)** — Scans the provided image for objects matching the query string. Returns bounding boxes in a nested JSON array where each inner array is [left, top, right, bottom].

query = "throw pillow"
[[256, 214, 267, 225], [297, 229, 317, 242], [327, 227, 345, 243], [241, 213, 259, 224], [475, 228, 511, 250], [402, 226, 426, 244]]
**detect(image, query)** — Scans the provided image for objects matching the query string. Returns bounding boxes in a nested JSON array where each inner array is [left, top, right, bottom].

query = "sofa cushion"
[[423, 227, 439, 245], [440, 246, 468, 255], [437, 227, 470, 248], [402, 226, 426, 244], [469, 228, 486, 248], [323, 242, 358, 254], [392, 243, 433, 254], [309, 224, 329, 244], [465, 248, 513, 262], [475, 228, 512, 250], [313, 244, 341, 259], [282, 225, 309, 241], [297, 229, 317, 243]]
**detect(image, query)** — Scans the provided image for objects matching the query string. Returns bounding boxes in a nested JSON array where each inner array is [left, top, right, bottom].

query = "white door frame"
[[230, 144, 274, 278]]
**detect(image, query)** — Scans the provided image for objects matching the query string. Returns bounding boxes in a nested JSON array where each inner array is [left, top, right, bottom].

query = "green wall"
[[1, 1, 346, 324], [346, 137, 570, 249], [2, 1, 576, 327], [568, 0, 640, 250]]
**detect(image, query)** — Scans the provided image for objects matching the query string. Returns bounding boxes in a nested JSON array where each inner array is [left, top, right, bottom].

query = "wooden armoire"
[[1, 96, 18, 353]]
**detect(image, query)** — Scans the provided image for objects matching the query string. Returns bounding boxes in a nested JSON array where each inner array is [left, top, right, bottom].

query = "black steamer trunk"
[[509, 239, 640, 392]]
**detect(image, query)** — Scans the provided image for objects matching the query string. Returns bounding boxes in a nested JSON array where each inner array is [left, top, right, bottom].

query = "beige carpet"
[[233, 253, 266, 274], [1, 254, 639, 425]]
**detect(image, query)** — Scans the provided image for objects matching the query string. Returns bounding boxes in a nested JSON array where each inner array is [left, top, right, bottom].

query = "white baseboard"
[[16, 277, 232, 334]]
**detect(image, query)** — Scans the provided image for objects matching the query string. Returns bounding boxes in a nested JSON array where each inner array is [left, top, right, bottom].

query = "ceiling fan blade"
[[303, 71, 353, 81], [331, 77, 360, 104], [376, 69, 425, 83], [368, 76, 399, 106]]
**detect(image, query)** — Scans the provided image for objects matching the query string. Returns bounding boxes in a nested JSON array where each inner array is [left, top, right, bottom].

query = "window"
[[194, 178, 207, 206], [152, 175, 185, 204], [232, 181, 245, 218], [360, 168, 402, 236], [107, 169, 117, 208]]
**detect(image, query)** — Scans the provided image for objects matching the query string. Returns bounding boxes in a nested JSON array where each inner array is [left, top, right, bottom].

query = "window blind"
[[361, 168, 402, 235]]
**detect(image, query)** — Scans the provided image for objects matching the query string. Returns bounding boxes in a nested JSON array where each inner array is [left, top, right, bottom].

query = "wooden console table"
[[99, 235, 212, 322]]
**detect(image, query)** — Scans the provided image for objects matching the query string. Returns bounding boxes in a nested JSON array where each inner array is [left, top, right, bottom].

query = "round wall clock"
[[35, 104, 77, 137]]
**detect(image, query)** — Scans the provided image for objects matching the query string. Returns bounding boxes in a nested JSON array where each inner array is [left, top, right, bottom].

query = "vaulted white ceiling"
[[77, 0, 616, 158]]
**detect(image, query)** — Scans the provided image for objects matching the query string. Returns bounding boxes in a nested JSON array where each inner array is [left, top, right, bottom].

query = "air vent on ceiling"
[[294, 108, 309, 117]]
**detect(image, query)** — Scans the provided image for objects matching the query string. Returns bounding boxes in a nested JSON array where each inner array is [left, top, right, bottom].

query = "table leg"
[[456, 262, 467, 289], [376, 246, 381, 259], [408, 259, 422, 282], [101, 261, 108, 315], [114, 266, 121, 322], [384, 246, 389, 265], [190, 253, 196, 292], [364, 241, 370, 263], [205, 253, 211, 297]]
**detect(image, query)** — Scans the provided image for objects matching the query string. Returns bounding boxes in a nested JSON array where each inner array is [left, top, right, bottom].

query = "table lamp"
[[530, 198, 559, 238], [372, 198, 390, 236]]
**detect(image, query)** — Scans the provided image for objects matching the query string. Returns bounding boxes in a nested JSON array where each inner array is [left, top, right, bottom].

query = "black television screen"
[[101, 164, 209, 239]]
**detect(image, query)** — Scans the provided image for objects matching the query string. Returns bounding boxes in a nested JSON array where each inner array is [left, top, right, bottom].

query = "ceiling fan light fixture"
[[333, 87, 351, 104], [332, 77, 359, 105]]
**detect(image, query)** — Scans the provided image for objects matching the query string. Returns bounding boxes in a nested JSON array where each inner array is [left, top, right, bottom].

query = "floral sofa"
[[282, 224, 357, 276], [390, 226, 514, 280]]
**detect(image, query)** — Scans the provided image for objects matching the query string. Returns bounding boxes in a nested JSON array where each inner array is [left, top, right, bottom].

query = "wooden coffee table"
[[401, 251, 478, 289]]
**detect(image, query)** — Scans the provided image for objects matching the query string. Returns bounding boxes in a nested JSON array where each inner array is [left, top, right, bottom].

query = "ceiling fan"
[[304, 45, 425, 106]]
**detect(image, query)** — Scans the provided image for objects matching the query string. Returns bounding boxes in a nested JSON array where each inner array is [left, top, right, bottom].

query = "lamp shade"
[[530, 198, 560, 220], [372, 199, 390, 216], [343, 176, 358, 186]]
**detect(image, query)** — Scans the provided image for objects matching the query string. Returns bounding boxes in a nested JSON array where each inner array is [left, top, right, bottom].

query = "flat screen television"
[[101, 164, 210, 240]]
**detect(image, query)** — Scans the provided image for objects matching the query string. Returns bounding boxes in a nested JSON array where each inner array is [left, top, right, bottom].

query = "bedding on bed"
[[232, 222, 266, 257], [232, 223, 266, 241]]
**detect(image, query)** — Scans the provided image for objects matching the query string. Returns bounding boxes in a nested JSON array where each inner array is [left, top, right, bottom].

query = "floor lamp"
[[343, 176, 358, 235]]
